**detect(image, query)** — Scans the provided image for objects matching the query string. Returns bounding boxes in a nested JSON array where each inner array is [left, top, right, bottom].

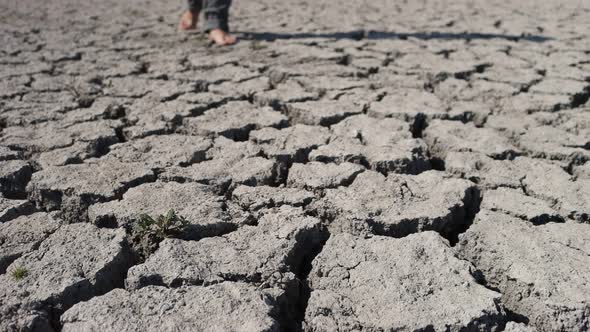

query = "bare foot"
[[208, 28, 237, 46], [178, 10, 198, 31]]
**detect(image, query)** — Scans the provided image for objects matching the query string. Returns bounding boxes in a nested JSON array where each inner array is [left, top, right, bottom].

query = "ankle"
[[209, 29, 229, 37]]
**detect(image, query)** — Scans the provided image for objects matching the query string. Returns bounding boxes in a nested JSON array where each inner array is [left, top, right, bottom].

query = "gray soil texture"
[[1, 0, 589, 331]]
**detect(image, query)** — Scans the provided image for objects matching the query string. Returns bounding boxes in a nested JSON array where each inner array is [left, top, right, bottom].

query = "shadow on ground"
[[240, 30, 553, 42]]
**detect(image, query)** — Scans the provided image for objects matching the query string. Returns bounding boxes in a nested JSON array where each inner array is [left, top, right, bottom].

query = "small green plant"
[[136, 209, 189, 239], [11, 266, 28, 281], [131, 209, 190, 260]]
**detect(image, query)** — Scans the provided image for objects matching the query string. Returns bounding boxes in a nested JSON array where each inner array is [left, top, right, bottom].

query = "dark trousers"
[[187, 0, 232, 32]]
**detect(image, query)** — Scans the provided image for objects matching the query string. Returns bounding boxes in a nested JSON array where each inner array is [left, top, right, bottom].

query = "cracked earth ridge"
[[1, 0, 590, 331]]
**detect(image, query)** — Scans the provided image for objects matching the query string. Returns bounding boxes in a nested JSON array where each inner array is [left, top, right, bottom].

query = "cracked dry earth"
[[1, 0, 590, 331]]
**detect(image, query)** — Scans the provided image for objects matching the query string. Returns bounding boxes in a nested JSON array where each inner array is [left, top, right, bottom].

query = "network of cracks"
[[1, 0, 590, 331]]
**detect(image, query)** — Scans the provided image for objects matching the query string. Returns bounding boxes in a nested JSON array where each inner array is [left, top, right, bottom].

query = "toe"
[[224, 35, 237, 45]]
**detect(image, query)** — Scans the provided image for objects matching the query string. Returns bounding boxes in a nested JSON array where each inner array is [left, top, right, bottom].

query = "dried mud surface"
[[1, 0, 589, 331]]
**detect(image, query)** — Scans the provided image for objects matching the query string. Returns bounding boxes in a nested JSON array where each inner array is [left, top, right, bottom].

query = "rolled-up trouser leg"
[[203, 0, 232, 32], [187, 0, 202, 13]]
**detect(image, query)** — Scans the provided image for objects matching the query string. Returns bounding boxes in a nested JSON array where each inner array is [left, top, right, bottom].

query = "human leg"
[[203, 0, 236, 45], [202, 0, 231, 32]]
